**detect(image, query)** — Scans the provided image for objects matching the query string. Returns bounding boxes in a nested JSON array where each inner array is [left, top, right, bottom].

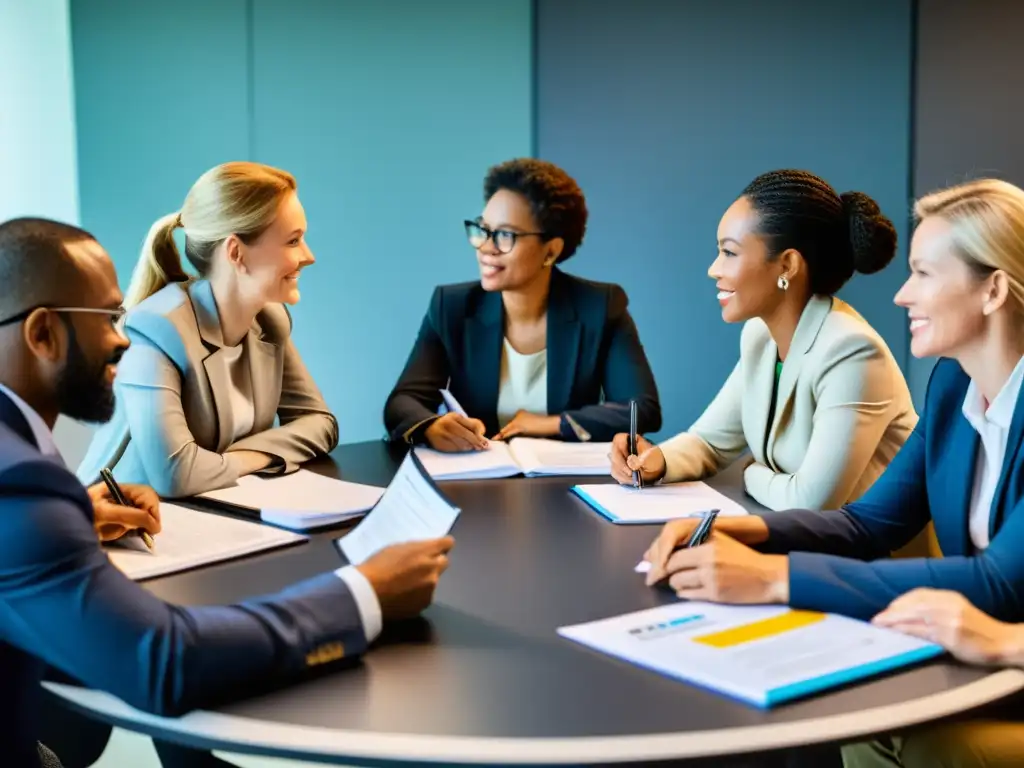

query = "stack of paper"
[[196, 469, 385, 530], [571, 481, 748, 524], [558, 602, 944, 708], [414, 438, 611, 481], [105, 503, 305, 581]]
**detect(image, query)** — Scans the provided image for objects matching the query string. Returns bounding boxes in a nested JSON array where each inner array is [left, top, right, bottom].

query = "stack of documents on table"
[[336, 451, 461, 564], [415, 437, 611, 480], [558, 602, 944, 708], [195, 469, 385, 530], [105, 503, 305, 581], [571, 481, 748, 524]]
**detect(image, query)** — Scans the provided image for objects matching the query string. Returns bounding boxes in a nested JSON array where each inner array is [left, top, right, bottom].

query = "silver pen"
[[563, 413, 591, 442]]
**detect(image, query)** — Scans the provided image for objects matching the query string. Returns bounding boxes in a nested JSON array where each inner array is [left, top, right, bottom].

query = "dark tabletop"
[[51, 441, 1020, 765]]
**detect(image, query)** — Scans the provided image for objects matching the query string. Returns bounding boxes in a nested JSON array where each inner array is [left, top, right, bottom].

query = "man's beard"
[[56, 324, 120, 424]]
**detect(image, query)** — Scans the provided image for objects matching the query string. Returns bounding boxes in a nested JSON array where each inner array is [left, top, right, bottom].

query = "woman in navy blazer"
[[641, 179, 1024, 629], [384, 159, 661, 450]]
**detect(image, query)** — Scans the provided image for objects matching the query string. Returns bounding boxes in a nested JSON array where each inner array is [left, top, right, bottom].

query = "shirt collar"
[[0, 383, 60, 457], [962, 355, 1024, 431]]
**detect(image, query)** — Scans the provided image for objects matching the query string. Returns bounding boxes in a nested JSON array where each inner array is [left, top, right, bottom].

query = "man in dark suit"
[[0, 217, 454, 768]]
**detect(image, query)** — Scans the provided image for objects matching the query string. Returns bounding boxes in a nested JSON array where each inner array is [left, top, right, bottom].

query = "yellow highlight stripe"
[[693, 610, 825, 648]]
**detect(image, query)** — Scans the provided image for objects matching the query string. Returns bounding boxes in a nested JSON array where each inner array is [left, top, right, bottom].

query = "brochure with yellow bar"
[[557, 602, 944, 708]]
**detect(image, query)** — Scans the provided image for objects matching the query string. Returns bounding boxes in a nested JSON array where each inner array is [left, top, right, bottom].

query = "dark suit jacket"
[[384, 269, 662, 443], [0, 390, 365, 767], [759, 358, 1024, 621]]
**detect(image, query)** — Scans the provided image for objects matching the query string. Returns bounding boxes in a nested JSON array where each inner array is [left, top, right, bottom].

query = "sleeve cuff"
[[743, 460, 768, 491], [335, 565, 383, 643], [256, 455, 287, 476], [402, 415, 439, 445]]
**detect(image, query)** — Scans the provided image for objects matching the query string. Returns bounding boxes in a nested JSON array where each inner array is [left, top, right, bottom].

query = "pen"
[[99, 468, 155, 551], [439, 381, 468, 418], [687, 508, 720, 548], [564, 412, 592, 442], [628, 399, 644, 489], [638, 508, 722, 577]]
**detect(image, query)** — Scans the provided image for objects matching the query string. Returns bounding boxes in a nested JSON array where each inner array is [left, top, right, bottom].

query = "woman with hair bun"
[[612, 169, 916, 512]]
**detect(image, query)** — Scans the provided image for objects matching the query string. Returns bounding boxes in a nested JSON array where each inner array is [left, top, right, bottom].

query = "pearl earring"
[[777, 275, 789, 291]]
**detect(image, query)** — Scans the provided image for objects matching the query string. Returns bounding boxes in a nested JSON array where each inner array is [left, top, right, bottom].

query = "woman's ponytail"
[[124, 212, 189, 310]]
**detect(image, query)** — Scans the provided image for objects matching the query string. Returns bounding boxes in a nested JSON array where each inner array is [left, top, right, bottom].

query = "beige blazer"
[[660, 295, 917, 511], [77, 280, 339, 497]]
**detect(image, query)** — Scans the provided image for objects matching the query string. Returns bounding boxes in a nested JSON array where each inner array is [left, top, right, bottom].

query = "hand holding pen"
[[641, 510, 790, 603], [610, 434, 666, 486], [88, 469, 160, 549]]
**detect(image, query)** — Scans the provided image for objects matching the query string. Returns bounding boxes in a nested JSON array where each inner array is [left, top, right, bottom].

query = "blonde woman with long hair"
[[78, 161, 338, 497]]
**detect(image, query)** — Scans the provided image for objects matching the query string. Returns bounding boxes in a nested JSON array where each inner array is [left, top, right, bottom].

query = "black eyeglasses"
[[0, 305, 127, 329], [464, 220, 546, 254]]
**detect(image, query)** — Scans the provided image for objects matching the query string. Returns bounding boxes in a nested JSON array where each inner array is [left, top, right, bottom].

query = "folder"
[[195, 469, 385, 530], [415, 438, 611, 481], [558, 602, 944, 708], [571, 481, 748, 524]]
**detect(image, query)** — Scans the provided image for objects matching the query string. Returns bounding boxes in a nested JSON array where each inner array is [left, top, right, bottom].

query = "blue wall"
[[71, 0, 252, 272], [249, 0, 532, 441], [72, 0, 919, 445], [537, 0, 914, 439], [70, 0, 533, 442]]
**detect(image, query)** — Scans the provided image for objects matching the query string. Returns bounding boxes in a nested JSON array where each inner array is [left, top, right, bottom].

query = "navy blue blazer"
[[759, 358, 1024, 622], [0, 390, 366, 766], [384, 269, 662, 443]]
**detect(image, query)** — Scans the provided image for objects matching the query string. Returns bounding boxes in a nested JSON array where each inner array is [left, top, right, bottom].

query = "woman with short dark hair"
[[384, 157, 661, 450]]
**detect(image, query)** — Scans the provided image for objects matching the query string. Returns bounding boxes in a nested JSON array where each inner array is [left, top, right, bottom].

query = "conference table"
[[46, 441, 1024, 766]]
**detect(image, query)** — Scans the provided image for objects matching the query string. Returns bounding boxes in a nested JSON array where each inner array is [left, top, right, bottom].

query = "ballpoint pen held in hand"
[[99, 467, 155, 551], [628, 399, 644, 489]]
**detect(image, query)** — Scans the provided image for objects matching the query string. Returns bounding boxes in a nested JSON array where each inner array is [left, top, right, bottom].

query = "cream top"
[[496, 338, 548, 428], [221, 343, 255, 443]]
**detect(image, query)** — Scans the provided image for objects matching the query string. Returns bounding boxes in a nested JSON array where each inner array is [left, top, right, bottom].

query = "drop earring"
[[777, 275, 789, 291]]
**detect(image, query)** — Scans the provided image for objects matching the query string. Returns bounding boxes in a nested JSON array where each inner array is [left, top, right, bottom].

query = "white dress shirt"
[[496, 338, 548, 428], [0, 382, 382, 643], [962, 355, 1024, 550]]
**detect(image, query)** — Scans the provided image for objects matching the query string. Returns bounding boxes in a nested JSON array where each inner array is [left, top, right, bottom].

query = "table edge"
[[43, 669, 1024, 764]]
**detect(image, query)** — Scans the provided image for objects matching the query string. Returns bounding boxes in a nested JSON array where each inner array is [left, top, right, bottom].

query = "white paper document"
[[414, 438, 611, 481], [510, 438, 611, 476], [571, 481, 748, 524], [336, 452, 461, 565], [558, 602, 944, 708], [196, 469, 385, 530], [105, 503, 305, 581]]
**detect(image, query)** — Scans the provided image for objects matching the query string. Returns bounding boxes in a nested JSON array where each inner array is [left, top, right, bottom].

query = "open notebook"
[[104, 503, 305, 581], [571, 481, 748, 524], [414, 437, 611, 480], [195, 469, 385, 530]]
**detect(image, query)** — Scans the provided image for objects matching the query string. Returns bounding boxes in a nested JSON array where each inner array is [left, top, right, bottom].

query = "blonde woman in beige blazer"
[[611, 170, 917, 511], [78, 162, 338, 498]]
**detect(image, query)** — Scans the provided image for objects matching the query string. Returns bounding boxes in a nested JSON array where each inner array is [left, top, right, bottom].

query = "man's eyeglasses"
[[464, 220, 546, 254], [0, 306, 127, 329]]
